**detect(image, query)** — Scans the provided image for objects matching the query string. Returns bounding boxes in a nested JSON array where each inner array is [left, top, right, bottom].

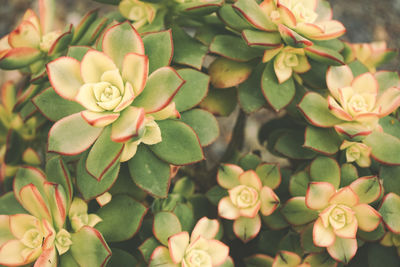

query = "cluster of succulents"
[[0, 0, 399, 266]]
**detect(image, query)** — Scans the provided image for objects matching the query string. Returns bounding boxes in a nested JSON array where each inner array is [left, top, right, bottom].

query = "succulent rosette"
[[299, 65, 400, 140], [217, 164, 280, 242], [306, 182, 381, 262], [344, 41, 397, 72], [150, 216, 229, 267], [0, 166, 110, 266], [340, 140, 371, 167], [0, 0, 72, 72], [119, 0, 157, 29]]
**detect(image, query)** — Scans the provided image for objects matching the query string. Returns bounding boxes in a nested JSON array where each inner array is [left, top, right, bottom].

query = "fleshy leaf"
[[142, 30, 173, 73], [242, 29, 282, 48], [95, 195, 147, 242], [309, 157, 340, 189], [110, 107, 145, 143], [128, 145, 171, 198], [210, 35, 263, 62], [281, 197, 318, 225], [48, 113, 103, 155], [133, 67, 184, 113], [238, 63, 267, 113], [306, 182, 336, 210], [45, 156, 73, 206], [379, 193, 400, 233], [0, 47, 42, 70], [153, 212, 182, 246], [102, 22, 144, 68], [181, 109, 219, 146], [261, 62, 295, 112], [350, 176, 382, 204], [326, 237, 357, 263], [86, 126, 123, 180], [70, 226, 111, 267], [363, 131, 400, 165], [255, 163, 281, 190], [208, 57, 253, 89], [304, 126, 341, 155], [233, 215, 261, 243], [233, 0, 277, 31], [150, 120, 204, 165]]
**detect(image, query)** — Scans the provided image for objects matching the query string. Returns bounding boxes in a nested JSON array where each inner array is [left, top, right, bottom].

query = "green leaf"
[[70, 226, 111, 266], [303, 252, 338, 267], [150, 120, 204, 165], [0, 47, 42, 70], [304, 126, 341, 155], [33, 87, 84, 122], [107, 248, 138, 267], [206, 185, 228, 206], [0, 192, 27, 215], [309, 156, 340, 189], [300, 59, 328, 89], [178, 0, 223, 15], [379, 116, 400, 139], [281, 197, 318, 225], [45, 156, 73, 206], [86, 127, 123, 181], [109, 166, 146, 201], [261, 62, 295, 112], [340, 163, 358, 187], [209, 57, 253, 89], [14, 166, 47, 205], [298, 92, 343, 127], [244, 254, 273, 267], [376, 71, 400, 93], [379, 193, 400, 233], [233, 0, 277, 31], [278, 24, 312, 48], [289, 170, 310, 197], [350, 176, 381, 204], [255, 163, 281, 189], [257, 229, 287, 255], [95, 195, 147, 242], [305, 45, 344, 66], [142, 30, 173, 73], [48, 113, 103, 156], [274, 131, 316, 160], [278, 232, 303, 256], [210, 35, 263, 62], [172, 26, 208, 70], [67, 46, 91, 61], [358, 222, 385, 242], [139, 237, 160, 263], [199, 87, 237, 116], [76, 151, 120, 200], [153, 211, 182, 246], [238, 63, 267, 113], [181, 109, 219, 146], [327, 237, 357, 264], [173, 68, 209, 112], [173, 203, 195, 232], [363, 131, 400, 165], [301, 224, 324, 253], [60, 251, 79, 267], [242, 29, 282, 49], [233, 215, 261, 243], [128, 145, 171, 198], [239, 154, 261, 170], [217, 4, 253, 32], [261, 208, 289, 230], [133, 67, 184, 113], [48, 26, 73, 56], [72, 10, 99, 44], [380, 165, 400, 195]]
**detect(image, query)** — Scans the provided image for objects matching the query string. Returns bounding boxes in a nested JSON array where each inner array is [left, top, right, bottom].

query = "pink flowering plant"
[[0, 0, 399, 265]]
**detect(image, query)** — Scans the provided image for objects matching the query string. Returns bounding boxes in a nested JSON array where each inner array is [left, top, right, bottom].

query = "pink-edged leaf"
[[363, 131, 400, 165], [327, 237, 357, 264], [1, 81, 16, 113], [278, 24, 313, 48], [122, 52, 148, 96], [329, 187, 358, 207], [277, 2, 297, 28], [259, 186, 279, 216], [133, 67, 184, 113], [333, 217, 357, 239], [349, 176, 382, 204], [13, 166, 47, 204], [378, 193, 400, 233], [43, 182, 67, 230], [326, 65, 353, 99], [353, 204, 381, 232], [168, 232, 189, 264], [306, 182, 336, 210], [0, 47, 42, 70], [19, 184, 52, 222], [310, 20, 346, 40], [313, 217, 336, 247], [376, 87, 400, 117], [47, 56, 83, 100], [33, 246, 57, 267], [239, 170, 262, 190], [149, 246, 177, 267], [233, 0, 277, 32], [351, 72, 378, 95], [207, 239, 229, 266], [153, 212, 182, 246], [217, 164, 243, 189], [81, 110, 120, 128], [80, 49, 117, 83], [233, 214, 261, 243], [110, 106, 145, 143], [70, 226, 111, 267], [86, 126, 123, 181], [191, 217, 219, 242], [102, 21, 144, 69], [113, 82, 135, 113], [0, 239, 34, 266], [39, 0, 55, 34], [272, 250, 302, 267], [48, 112, 103, 155], [8, 21, 40, 48], [298, 92, 343, 127], [218, 197, 240, 220], [9, 214, 39, 239]]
